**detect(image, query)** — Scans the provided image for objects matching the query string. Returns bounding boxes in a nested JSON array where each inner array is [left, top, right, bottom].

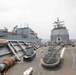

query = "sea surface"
[[42, 39, 76, 44], [41, 39, 50, 43]]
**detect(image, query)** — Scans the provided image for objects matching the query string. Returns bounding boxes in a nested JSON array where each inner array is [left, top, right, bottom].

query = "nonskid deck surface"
[[7, 46, 76, 75]]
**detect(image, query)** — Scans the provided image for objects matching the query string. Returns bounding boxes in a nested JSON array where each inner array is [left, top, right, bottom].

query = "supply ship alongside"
[[0, 18, 76, 75], [0, 26, 42, 45]]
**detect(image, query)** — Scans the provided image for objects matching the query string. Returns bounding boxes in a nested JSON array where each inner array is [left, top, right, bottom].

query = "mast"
[[53, 17, 64, 28]]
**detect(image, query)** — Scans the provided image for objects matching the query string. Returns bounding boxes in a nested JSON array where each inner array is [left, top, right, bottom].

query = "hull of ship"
[[0, 36, 42, 46]]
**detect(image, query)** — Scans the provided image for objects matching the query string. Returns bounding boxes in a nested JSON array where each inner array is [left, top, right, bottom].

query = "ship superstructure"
[[0, 26, 42, 45], [51, 17, 69, 44]]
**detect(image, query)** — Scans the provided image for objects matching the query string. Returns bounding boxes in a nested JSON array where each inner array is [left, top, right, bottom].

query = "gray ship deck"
[[7, 46, 76, 75]]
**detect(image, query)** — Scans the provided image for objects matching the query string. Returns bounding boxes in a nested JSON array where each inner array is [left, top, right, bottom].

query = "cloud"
[[0, 8, 31, 22], [0, 0, 31, 13], [0, 0, 31, 6], [42, 0, 47, 2]]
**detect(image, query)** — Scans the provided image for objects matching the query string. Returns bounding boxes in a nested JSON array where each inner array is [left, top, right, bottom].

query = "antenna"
[[57, 17, 59, 22], [27, 23, 29, 27], [21, 24, 22, 28], [24, 22, 25, 27], [53, 17, 64, 28]]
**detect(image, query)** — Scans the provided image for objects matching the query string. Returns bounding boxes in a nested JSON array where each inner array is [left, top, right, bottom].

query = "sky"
[[0, 0, 76, 39]]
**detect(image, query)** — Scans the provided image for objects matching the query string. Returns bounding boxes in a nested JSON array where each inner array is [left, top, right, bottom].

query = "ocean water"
[[41, 39, 50, 43], [71, 39, 76, 42], [41, 39, 76, 44]]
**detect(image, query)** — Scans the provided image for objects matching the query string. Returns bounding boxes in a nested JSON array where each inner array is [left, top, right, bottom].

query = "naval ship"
[[0, 18, 76, 75], [0, 25, 42, 45], [41, 17, 67, 68], [51, 17, 69, 44]]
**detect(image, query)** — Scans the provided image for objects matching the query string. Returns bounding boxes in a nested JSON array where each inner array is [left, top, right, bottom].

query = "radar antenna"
[[27, 24, 29, 28], [53, 17, 64, 28]]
